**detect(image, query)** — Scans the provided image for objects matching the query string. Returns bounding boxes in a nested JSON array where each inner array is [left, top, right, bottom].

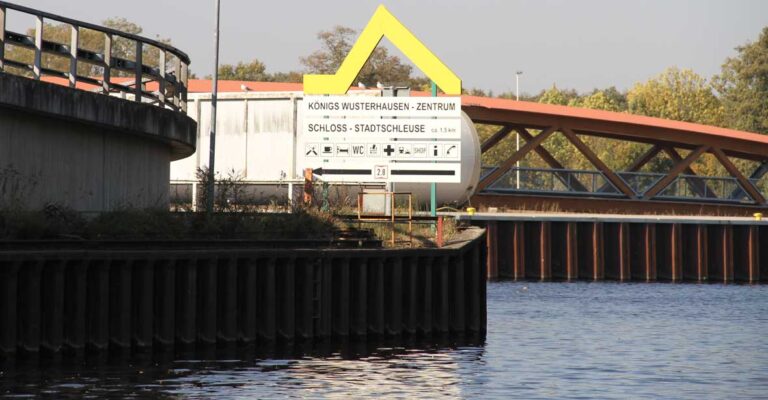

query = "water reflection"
[[2, 282, 768, 399], [0, 337, 485, 399]]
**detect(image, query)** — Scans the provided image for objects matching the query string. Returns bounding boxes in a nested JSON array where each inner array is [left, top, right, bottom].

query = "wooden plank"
[[561, 127, 636, 198], [643, 146, 709, 199], [477, 126, 556, 191]]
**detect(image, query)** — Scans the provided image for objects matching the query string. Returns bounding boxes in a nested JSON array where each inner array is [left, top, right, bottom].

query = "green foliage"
[[214, 59, 302, 82], [0, 204, 85, 240], [714, 27, 768, 134], [300, 25, 429, 89], [627, 67, 724, 126], [537, 84, 580, 105], [0, 206, 338, 241], [569, 87, 628, 112]]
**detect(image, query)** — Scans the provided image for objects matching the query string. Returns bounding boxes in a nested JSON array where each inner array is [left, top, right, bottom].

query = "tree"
[[569, 87, 628, 112], [714, 26, 768, 135], [213, 59, 302, 82], [627, 67, 724, 127], [300, 25, 429, 89], [216, 59, 267, 81], [537, 84, 579, 106]]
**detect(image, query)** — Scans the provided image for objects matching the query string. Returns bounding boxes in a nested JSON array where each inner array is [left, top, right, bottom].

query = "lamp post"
[[206, 0, 221, 213], [515, 71, 522, 189]]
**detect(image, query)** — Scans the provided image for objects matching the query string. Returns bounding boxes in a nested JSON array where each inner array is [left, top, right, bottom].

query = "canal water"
[[2, 281, 767, 399]]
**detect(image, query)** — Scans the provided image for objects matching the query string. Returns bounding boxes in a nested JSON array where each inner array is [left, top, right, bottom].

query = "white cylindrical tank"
[[172, 91, 482, 207], [398, 111, 481, 206]]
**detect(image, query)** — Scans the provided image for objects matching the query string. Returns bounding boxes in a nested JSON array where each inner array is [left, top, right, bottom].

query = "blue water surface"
[[2, 281, 767, 399]]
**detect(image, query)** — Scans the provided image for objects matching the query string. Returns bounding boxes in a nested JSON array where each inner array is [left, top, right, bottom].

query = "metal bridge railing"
[[484, 167, 622, 196], [0, 1, 189, 112], [656, 174, 751, 203], [616, 171, 665, 196], [481, 166, 760, 204]]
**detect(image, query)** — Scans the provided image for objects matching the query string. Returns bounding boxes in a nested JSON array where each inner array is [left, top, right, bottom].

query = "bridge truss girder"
[[474, 119, 768, 208]]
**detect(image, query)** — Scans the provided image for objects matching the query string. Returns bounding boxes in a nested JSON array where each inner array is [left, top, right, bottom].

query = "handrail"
[[0, 0, 189, 112], [481, 166, 763, 204]]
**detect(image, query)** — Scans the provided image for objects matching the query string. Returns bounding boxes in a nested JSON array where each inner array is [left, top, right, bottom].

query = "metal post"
[[69, 25, 78, 88], [515, 71, 522, 189], [102, 34, 111, 94], [0, 7, 7, 71], [33, 16, 43, 80], [158, 50, 166, 106], [134, 40, 143, 102], [180, 62, 188, 112], [206, 0, 221, 214], [430, 82, 438, 221]]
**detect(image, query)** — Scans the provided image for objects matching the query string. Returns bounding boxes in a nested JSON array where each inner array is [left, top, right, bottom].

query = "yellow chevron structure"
[[303, 5, 462, 95]]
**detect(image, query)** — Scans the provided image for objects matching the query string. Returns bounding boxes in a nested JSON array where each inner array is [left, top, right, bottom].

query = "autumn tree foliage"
[[715, 27, 768, 135], [300, 25, 429, 90]]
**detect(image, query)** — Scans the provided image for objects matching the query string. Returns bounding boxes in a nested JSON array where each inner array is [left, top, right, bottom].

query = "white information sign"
[[300, 96, 462, 183], [303, 96, 461, 118]]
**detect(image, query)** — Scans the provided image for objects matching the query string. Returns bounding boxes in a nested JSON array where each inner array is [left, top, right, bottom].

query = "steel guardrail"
[[0, 1, 189, 112]]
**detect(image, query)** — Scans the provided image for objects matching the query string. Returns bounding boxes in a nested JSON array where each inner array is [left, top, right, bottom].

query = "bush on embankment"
[[0, 205, 338, 241]]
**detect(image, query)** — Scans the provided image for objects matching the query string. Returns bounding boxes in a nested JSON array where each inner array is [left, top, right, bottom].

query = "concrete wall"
[[0, 73, 197, 211]]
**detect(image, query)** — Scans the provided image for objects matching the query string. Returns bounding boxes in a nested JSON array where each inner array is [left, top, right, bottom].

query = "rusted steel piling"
[[0, 228, 486, 357], [466, 215, 767, 283]]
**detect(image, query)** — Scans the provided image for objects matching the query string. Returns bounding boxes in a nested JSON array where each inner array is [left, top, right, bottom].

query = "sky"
[[12, 0, 768, 96]]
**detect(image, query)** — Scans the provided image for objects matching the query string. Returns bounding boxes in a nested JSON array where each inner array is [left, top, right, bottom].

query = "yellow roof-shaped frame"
[[303, 5, 462, 95]]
